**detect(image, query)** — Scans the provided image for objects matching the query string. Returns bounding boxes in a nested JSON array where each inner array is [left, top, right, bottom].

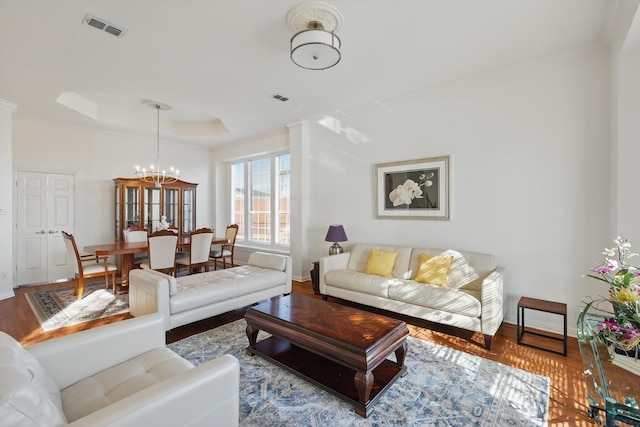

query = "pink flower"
[[598, 317, 620, 332], [620, 326, 640, 340], [594, 264, 615, 274]]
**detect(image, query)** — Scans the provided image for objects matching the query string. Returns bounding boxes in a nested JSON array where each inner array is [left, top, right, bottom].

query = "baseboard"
[[503, 314, 577, 338], [0, 289, 16, 301]]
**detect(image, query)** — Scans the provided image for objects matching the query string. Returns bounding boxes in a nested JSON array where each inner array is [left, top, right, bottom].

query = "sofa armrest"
[[283, 255, 293, 294], [68, 354, 240, 427], [27, 314, 166, 390], [319, 252, 350, 294], [129, 269, 172, 331], [480, 267, 505, 336]]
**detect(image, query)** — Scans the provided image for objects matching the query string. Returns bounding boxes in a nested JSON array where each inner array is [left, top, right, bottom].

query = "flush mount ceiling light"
[[286, 2, 343, 70]]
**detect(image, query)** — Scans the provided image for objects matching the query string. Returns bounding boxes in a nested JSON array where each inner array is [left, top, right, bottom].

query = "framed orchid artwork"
[[375, 156, 450, 220]]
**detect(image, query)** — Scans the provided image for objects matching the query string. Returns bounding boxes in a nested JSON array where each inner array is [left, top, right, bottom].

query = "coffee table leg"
[[245, 323, 259, 355], [354, 370, 374, 409], [395, 341, 408, 377]]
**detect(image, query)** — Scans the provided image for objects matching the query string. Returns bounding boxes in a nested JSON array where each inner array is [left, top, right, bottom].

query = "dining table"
[[84, 236, 228, 292]]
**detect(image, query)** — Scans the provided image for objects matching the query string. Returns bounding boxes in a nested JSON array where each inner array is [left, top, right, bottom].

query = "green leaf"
[[585, 274, 609, 283], [623, 272, 635, 285]]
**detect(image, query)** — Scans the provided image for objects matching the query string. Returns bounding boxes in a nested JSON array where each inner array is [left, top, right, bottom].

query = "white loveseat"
[[319, 244, 505, 349], [130, 251, 292, 331], [0, 313, 240, 427]]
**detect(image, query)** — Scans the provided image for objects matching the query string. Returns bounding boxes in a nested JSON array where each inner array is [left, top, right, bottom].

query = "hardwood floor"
[[0, 280, 597, 426]]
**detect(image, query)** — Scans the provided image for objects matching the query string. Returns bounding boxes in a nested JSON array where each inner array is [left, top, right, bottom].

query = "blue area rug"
[[169, 319, 549, 426]]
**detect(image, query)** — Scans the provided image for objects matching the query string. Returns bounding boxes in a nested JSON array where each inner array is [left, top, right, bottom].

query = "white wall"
[[617, 48, 640, 244], [12, 117, 213, 267], [0, 99, 17, 299], [305, 46, 611, 334]]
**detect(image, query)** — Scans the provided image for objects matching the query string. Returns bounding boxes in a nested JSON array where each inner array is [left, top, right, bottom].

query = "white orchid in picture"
[[388, 172, 435, 208]]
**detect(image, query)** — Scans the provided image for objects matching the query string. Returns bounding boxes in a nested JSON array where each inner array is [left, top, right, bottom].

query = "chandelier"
[[286, 2, 343, 70], [135, 99, 179, 188]]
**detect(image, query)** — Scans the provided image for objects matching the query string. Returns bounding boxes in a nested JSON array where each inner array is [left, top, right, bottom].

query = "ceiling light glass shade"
[[290, 28, 341, 70]]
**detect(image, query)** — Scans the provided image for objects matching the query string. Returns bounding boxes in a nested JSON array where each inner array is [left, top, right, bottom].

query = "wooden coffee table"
[[245, 294, 409, 417]]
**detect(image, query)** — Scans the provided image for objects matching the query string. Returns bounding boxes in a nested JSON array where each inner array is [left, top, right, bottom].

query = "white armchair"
[[0, 313, 239, 426]]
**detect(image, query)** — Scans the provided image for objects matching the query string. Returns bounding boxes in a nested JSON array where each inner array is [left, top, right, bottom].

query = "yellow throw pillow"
[[364, 249, 398, 278], [414, 253, 454, 286]]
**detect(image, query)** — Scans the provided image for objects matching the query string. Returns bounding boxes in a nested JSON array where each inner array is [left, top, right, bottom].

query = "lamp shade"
[[325, 224, 347, 243], [290, 27, 341, 70]]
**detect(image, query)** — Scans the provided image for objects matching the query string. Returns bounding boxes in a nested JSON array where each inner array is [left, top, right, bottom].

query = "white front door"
[[16, 172, 74, 285]]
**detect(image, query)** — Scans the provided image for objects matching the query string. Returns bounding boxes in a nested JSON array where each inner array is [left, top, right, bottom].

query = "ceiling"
[[0, 0, 619, 148]]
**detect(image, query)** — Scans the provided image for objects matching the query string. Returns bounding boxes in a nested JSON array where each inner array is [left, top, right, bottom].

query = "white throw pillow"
[[441, 249, 479, 289], [0, 332, 68, 427]]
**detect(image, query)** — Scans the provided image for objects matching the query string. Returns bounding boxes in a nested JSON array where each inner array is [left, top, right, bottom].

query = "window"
[[231, 153, 290, 247]]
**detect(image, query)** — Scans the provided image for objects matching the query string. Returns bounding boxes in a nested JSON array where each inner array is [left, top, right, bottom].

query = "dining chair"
[[123, 226, 149, 267], [140, 229, 179, 276], [210, 224, 239, 270], [176, 227, 214, 275], [62, 231, 118, 300]]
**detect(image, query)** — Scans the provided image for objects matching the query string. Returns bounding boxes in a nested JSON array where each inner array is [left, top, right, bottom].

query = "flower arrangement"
[[584, 236, 640, 353]]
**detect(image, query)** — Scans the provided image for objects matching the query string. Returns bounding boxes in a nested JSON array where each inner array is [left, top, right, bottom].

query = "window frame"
[[230, 151, 290, 249]]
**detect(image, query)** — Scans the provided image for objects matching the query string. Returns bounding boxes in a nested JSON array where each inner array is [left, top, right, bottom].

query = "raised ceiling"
[[0, 0, 619, 148]]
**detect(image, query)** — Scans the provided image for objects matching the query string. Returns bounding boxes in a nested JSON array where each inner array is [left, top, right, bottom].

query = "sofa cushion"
[[0, 332, 68, 427], [171, 265, 287, 314], [409, 248, 496, 289], [364, 249, 398, 277], [441, 249, 481, 289], [324, 270, 402, 298], [388, 281, 482, 317], [414, 254, 453, 286], [248, 251, 287, 271], [60, 347, 192, 422], [347, 244, 413, 278]]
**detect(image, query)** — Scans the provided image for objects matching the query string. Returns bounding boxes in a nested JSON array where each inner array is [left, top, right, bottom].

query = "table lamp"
[[325, 224, 347, 255]]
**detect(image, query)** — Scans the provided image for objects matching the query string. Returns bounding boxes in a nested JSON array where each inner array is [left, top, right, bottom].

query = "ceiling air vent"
[[271, 94, 289, 102], [82, 14, 126, 38]]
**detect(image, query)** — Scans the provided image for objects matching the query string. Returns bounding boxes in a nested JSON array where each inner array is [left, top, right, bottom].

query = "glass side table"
[[577, 306, 640, 426]]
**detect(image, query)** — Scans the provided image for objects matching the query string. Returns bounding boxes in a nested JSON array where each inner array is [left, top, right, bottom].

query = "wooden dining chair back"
[[62, 231, 118, 299], [176, 228, 214, 274], [123, 226, 148, 243], [123, 226, 149, 267], [140, 229, 178, 276], [210, 224, 239, 270]]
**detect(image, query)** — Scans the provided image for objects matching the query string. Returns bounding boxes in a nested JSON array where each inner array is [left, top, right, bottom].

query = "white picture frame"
[[375, 156, 450, 220]]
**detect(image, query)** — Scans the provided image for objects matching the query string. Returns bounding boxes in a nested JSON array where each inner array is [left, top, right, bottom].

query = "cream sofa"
[[0, 313, 240, 427], [319, 244, 505, 349], [130, 251, 292, 331]]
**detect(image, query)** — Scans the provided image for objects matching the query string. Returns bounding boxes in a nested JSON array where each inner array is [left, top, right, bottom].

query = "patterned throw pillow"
[[364, 249, 398, 278]]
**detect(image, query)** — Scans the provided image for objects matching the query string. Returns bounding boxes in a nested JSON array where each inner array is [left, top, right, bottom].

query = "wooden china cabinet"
[[114, 177, 197, 240]]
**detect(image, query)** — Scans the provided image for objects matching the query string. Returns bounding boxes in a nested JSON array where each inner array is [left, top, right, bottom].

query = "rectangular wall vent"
[[271, 94, 289, 102], [83, 14, 126, 38]]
